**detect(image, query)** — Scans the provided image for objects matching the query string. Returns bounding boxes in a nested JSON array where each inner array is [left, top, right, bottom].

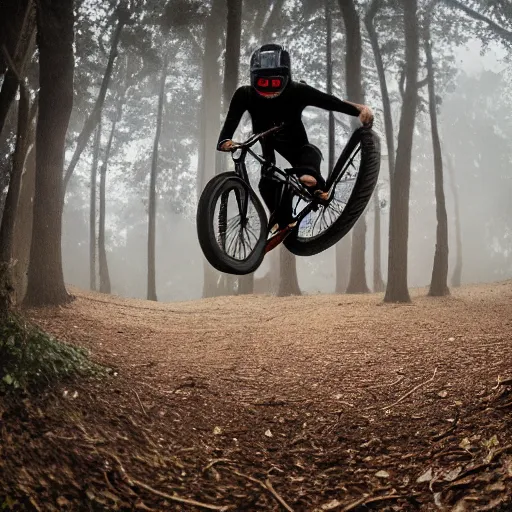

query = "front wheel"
[[196, 172, 268, 275], [284, 127, 381, 257]]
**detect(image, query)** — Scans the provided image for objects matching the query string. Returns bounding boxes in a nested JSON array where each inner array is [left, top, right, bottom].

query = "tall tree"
[[365, 0, 395, 178], [278, 247, 301, 296], [445, 151, 462, 287], [0, 85, 31, 265], [384, 0, 420, 303], [326, 0, 335, 176], [339, 0, 370, 294], [63, 1, 130, 194], [0, 0, 35, 139], [89, 122, 101, 291], [372, 187, 385, 292], [147, 53, 168, 301], [12, 132, 36, 303], [24, 0, 75, 306], [425, 5, 449, 297], [198, 0, 226, 298], [222, 0, 253, 296]]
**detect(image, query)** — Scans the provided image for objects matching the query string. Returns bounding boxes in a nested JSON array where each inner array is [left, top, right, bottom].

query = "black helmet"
[[250, 44, 291, 98]]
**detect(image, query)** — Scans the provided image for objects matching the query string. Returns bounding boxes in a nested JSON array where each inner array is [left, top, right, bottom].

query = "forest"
[[0, 0, 512, 510]]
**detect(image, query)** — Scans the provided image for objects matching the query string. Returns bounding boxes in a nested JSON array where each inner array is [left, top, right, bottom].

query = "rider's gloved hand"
[[219, 140, 236, 152], [358, 105, 374, 127]]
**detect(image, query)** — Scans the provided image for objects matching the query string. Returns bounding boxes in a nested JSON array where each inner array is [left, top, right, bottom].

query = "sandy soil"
[[1, 281, 512, 511]]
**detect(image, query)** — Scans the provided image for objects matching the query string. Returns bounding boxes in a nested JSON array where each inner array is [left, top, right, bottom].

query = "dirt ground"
[[1, 281, 512, 511]]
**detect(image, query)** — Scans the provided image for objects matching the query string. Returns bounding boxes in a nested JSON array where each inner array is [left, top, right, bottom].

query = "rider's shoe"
[[299, 174, 329, 201], [314, 189, 329, 201]]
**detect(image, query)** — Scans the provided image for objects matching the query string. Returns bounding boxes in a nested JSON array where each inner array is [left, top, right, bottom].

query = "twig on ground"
[[265, 478, 294, 512], [342, 492, 405, 511], [133, 390, 147, 416], [230, 470, 294, 512], [498, 377, 512, 386], [130, 478, 232, 511], [202, 459, 231, 473], [104, 450, 231, 511], [432, 408, 460, 442], [342, 495, 368, 511], [382, 368, 438, 411]]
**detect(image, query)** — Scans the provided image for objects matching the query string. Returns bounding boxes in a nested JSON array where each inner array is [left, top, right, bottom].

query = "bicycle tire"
[[196, 172, 268, 275], [284, 127, 381, 257]]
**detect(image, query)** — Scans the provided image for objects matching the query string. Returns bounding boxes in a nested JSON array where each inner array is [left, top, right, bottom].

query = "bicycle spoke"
[[214, 185, 263, 261], [296, 142, 361, 241]]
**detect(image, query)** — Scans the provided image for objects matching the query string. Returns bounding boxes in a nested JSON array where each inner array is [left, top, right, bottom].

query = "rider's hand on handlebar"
[[219, 140, 236, 152], [358, 105, 374, 127]]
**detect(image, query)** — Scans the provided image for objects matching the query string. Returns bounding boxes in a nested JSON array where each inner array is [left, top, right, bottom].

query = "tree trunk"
[[278, 246, 301, 296], [425, 16, 449, 297], [373, 188, 385, 292], [335, 235, 351, 293], [326, 0, 335, 173], [223, 0, 252, 295], [24, 0, 74, 307], [0, 0, 35, 139], [365, 0, 395, 178], [12, 142, 35, 303], [0, 84, 30, 264], [261, 0, 287, 41], [89, 122, 101, 291], [445, 153, 462, 287], [147, 53, 168, 301], [384, 0, 420, 303], [346, 217, 370, 293], [339, 0, 370, 294], [199, 0, 225, 298], [63, 5, 128, 194], [98, 142, 111, 294]]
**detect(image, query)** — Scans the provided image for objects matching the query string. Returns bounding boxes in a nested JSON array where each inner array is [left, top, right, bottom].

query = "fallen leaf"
[[321, 499, 342, 510], [459, 437, 471, 450], [443, 466, 462, 482], [213, 426, 222, 435], [57, 496, 70, 506], [417, 468, 433, 483]]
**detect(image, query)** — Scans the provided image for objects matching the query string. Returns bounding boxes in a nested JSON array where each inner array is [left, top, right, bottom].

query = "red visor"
[[254, 75, 286, 97], [257, 77, 283, 88]]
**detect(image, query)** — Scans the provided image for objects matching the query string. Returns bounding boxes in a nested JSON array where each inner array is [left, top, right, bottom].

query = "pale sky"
[[456, 39, 508, 75]]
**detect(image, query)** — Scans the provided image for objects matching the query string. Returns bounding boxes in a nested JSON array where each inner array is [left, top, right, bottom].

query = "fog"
[[59, 8, 512, 302]]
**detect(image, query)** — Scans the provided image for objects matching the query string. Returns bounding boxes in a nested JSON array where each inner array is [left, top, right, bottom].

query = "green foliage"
[[0, 314, 104, 394]]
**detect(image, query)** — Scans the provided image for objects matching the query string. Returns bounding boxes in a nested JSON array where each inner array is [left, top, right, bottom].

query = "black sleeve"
[[299, 83, 361, 117], [217, 86, 249, 149]]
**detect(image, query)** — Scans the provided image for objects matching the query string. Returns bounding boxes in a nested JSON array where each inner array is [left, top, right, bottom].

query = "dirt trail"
[[2, 282, 512, 511]]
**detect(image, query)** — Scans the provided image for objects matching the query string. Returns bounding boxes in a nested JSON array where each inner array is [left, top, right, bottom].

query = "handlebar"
[[229, 124, 284, 152]]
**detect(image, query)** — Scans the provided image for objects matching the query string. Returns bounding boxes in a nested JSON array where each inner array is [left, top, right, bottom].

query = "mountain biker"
[[217, 43, 373, 231]]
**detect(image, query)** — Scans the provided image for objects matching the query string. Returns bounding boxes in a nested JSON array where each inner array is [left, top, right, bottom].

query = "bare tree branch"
[[443, 0, 512, 43]]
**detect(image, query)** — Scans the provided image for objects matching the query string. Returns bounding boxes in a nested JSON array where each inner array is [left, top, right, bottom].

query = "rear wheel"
[[196, 172, 268, 275], [284, 127, 381, 257]]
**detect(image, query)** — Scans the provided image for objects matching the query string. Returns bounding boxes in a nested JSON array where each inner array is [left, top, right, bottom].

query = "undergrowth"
[[0, 312, 105, 393]]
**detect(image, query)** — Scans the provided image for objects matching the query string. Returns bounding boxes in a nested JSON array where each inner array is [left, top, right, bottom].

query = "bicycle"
[[196, 125, 381, 275]]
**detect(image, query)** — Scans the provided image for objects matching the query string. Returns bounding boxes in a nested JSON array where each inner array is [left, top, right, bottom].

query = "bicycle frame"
[[225, 125, 362, 253], [231, 145, 319, 225]]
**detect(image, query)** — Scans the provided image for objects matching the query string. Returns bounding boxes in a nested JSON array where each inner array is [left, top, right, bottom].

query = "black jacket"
[[217, 81, 360, 163]]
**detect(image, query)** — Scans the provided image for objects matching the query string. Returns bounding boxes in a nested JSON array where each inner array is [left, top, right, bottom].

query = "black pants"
[[258, 144, 325, 227]]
